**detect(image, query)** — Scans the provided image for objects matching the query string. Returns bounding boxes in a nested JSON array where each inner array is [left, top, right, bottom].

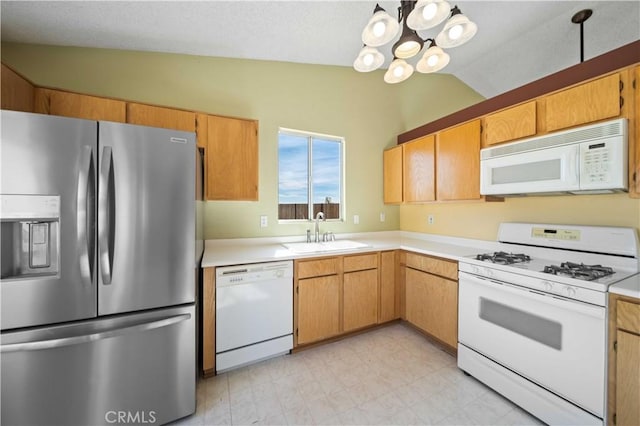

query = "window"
[[278, 128, 344, 221]]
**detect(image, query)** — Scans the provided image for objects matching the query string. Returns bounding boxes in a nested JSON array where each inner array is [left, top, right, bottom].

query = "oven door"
[[458, 271, 606, 417]]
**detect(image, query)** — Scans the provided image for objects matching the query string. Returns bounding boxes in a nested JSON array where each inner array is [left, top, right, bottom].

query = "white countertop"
[[609, 273, 640, 300], [201, 231, 506, 268]]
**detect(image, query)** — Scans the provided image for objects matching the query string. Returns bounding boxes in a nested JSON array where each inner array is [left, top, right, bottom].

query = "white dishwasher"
[[215, 260, 293, 373]]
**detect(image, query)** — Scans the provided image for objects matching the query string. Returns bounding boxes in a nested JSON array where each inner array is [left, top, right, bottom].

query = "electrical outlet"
[[380, 212, 385, 222], [260, 215, 268, 228], [353, 215, 360, 225], [428, 214, 435, 225]]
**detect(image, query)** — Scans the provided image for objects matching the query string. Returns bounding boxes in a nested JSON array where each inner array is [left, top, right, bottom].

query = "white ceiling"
[[1, 1, 638, 98]]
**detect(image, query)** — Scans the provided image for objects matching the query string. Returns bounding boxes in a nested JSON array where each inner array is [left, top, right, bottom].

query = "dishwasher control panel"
[[216, 261, 293, 286]]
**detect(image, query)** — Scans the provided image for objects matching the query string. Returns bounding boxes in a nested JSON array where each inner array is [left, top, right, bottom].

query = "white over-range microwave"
[[480, 118, 628, 196]]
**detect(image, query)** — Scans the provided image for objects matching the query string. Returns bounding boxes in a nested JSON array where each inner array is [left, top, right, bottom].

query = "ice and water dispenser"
[[1, 195, 60, 279]]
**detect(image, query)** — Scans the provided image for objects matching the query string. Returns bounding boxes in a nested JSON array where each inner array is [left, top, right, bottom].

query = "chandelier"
[[353, 0, 477, 83]]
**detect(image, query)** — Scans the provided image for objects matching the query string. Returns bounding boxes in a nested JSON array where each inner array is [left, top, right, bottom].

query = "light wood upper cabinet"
[[127, 103, 195, 131], [403, 135, 436, 202], [483, 101, 537, 146], [1, 64, 34, 112], [205, 115, 259, 201], [383, 145, 403, 204], [47, 90, 126, 122], [436, 120, 481, 201], [544, 73, 621, 133]]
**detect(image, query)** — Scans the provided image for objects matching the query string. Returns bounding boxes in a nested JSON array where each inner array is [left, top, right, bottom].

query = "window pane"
[[312, 138, 341, 220], [278, 134, 309, 220]]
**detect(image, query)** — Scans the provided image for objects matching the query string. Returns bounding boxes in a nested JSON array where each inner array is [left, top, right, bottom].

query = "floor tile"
[[180, 323, 546, 426]]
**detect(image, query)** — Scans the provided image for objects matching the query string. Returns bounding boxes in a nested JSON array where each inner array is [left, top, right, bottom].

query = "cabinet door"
[[633, 66, 640, 197], [405, 268, 429, 331], [616, 330, 640, 426], [343, 269, 378, 332], [1, 63, 34, 112], [202, 268, 215, 376], [436, 120, 481, 201], [383, 145, 403, 204], [206, 115, 259, 201], [50, 90, 126, 122], [297, 275, 340, 345], [483, 101, 536, 146], [405, 267, 457, 348], [379, 251, 397, 323], [545, 73, 621, 132], [126, 103, 195, 132], [403, 135, 435, 202]]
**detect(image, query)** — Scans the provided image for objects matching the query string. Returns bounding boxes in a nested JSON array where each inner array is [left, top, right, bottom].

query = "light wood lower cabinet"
[[294, 252, 398, 347], [379, 250, 399, 323], [608, 293, 640, 426], [404, 252, 458, 350], [344, 253, 378, 332], [297, 275, 341, 345], [202, 267, 216, 377]]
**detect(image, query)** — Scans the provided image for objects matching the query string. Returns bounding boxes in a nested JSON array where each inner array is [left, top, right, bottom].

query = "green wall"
[[1, 42, 483, 239]]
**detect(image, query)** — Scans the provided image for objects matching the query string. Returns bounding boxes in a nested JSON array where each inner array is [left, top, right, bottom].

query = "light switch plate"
[[353, 215, 359, 224], [380, 213, 385, 222], [260, 215, 268, 228]]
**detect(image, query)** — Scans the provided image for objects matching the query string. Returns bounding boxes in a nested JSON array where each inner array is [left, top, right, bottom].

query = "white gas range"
[[457, 223, 639, 426]]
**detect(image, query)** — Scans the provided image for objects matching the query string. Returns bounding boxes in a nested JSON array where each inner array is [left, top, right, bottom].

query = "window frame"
[[277, 127, 345, 223]]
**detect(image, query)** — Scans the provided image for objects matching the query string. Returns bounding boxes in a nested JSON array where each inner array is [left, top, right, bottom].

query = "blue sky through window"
[[278, 132, 342, 206]]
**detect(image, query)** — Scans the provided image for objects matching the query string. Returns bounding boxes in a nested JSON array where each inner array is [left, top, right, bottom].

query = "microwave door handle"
[[98, 146, 115, 285], [76, 145, 94, 286]]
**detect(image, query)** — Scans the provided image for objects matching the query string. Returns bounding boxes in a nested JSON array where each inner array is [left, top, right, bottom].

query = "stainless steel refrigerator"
[[1, 110, 199, 425]]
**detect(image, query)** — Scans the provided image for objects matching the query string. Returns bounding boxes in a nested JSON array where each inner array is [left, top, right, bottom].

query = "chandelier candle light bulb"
[[355, 1, 477, 82]]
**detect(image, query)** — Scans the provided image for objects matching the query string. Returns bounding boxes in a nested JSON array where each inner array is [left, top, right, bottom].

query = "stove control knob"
[[565, 286, 577, 297], [471, 266, 480, 274], [542, 281, 554, 292], [486, 268, 494, 278]]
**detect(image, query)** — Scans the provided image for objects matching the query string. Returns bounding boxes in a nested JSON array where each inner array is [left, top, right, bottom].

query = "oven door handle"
[[459, 271, 605, 319]]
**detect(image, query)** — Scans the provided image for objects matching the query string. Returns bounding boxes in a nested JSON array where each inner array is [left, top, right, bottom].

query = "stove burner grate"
[[476, 251, 531, 265], [543, 262, 615, 281]]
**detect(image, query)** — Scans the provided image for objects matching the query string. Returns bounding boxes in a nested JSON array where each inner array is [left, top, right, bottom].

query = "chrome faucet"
[[314, 212, 325, 242]]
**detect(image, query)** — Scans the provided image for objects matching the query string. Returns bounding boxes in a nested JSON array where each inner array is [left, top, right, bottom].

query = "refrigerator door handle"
[[77, 145, 94, 286], [98, 145, 115, 285], [0, 313, 191, 353]]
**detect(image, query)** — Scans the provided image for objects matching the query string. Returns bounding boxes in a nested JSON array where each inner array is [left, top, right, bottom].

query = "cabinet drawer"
[[617, 300, 640, 334], [297, 258, 339, 279], [343, 253, 378, 272], [405, 252, 457, 280]]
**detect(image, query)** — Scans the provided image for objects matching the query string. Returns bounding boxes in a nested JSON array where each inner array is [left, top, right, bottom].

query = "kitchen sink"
[[282, 240, 370, 254]]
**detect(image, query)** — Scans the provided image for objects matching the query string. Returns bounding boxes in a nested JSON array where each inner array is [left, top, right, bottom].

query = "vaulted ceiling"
[[1, 1, 638, 98]]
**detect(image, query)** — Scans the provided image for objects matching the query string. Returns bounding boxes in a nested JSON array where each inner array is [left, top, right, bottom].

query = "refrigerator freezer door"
[[97, 122, 195, 315], [0, 111, 97, 330], [1, 304, 196, 426]]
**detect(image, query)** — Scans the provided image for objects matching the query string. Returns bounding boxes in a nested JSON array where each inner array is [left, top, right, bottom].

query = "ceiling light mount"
[[572, 9, 593, 63], [354, 1, 477, 83]]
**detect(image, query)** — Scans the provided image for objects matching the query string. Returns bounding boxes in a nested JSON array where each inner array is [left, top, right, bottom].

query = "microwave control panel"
[[579, 138, 626, 190]]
